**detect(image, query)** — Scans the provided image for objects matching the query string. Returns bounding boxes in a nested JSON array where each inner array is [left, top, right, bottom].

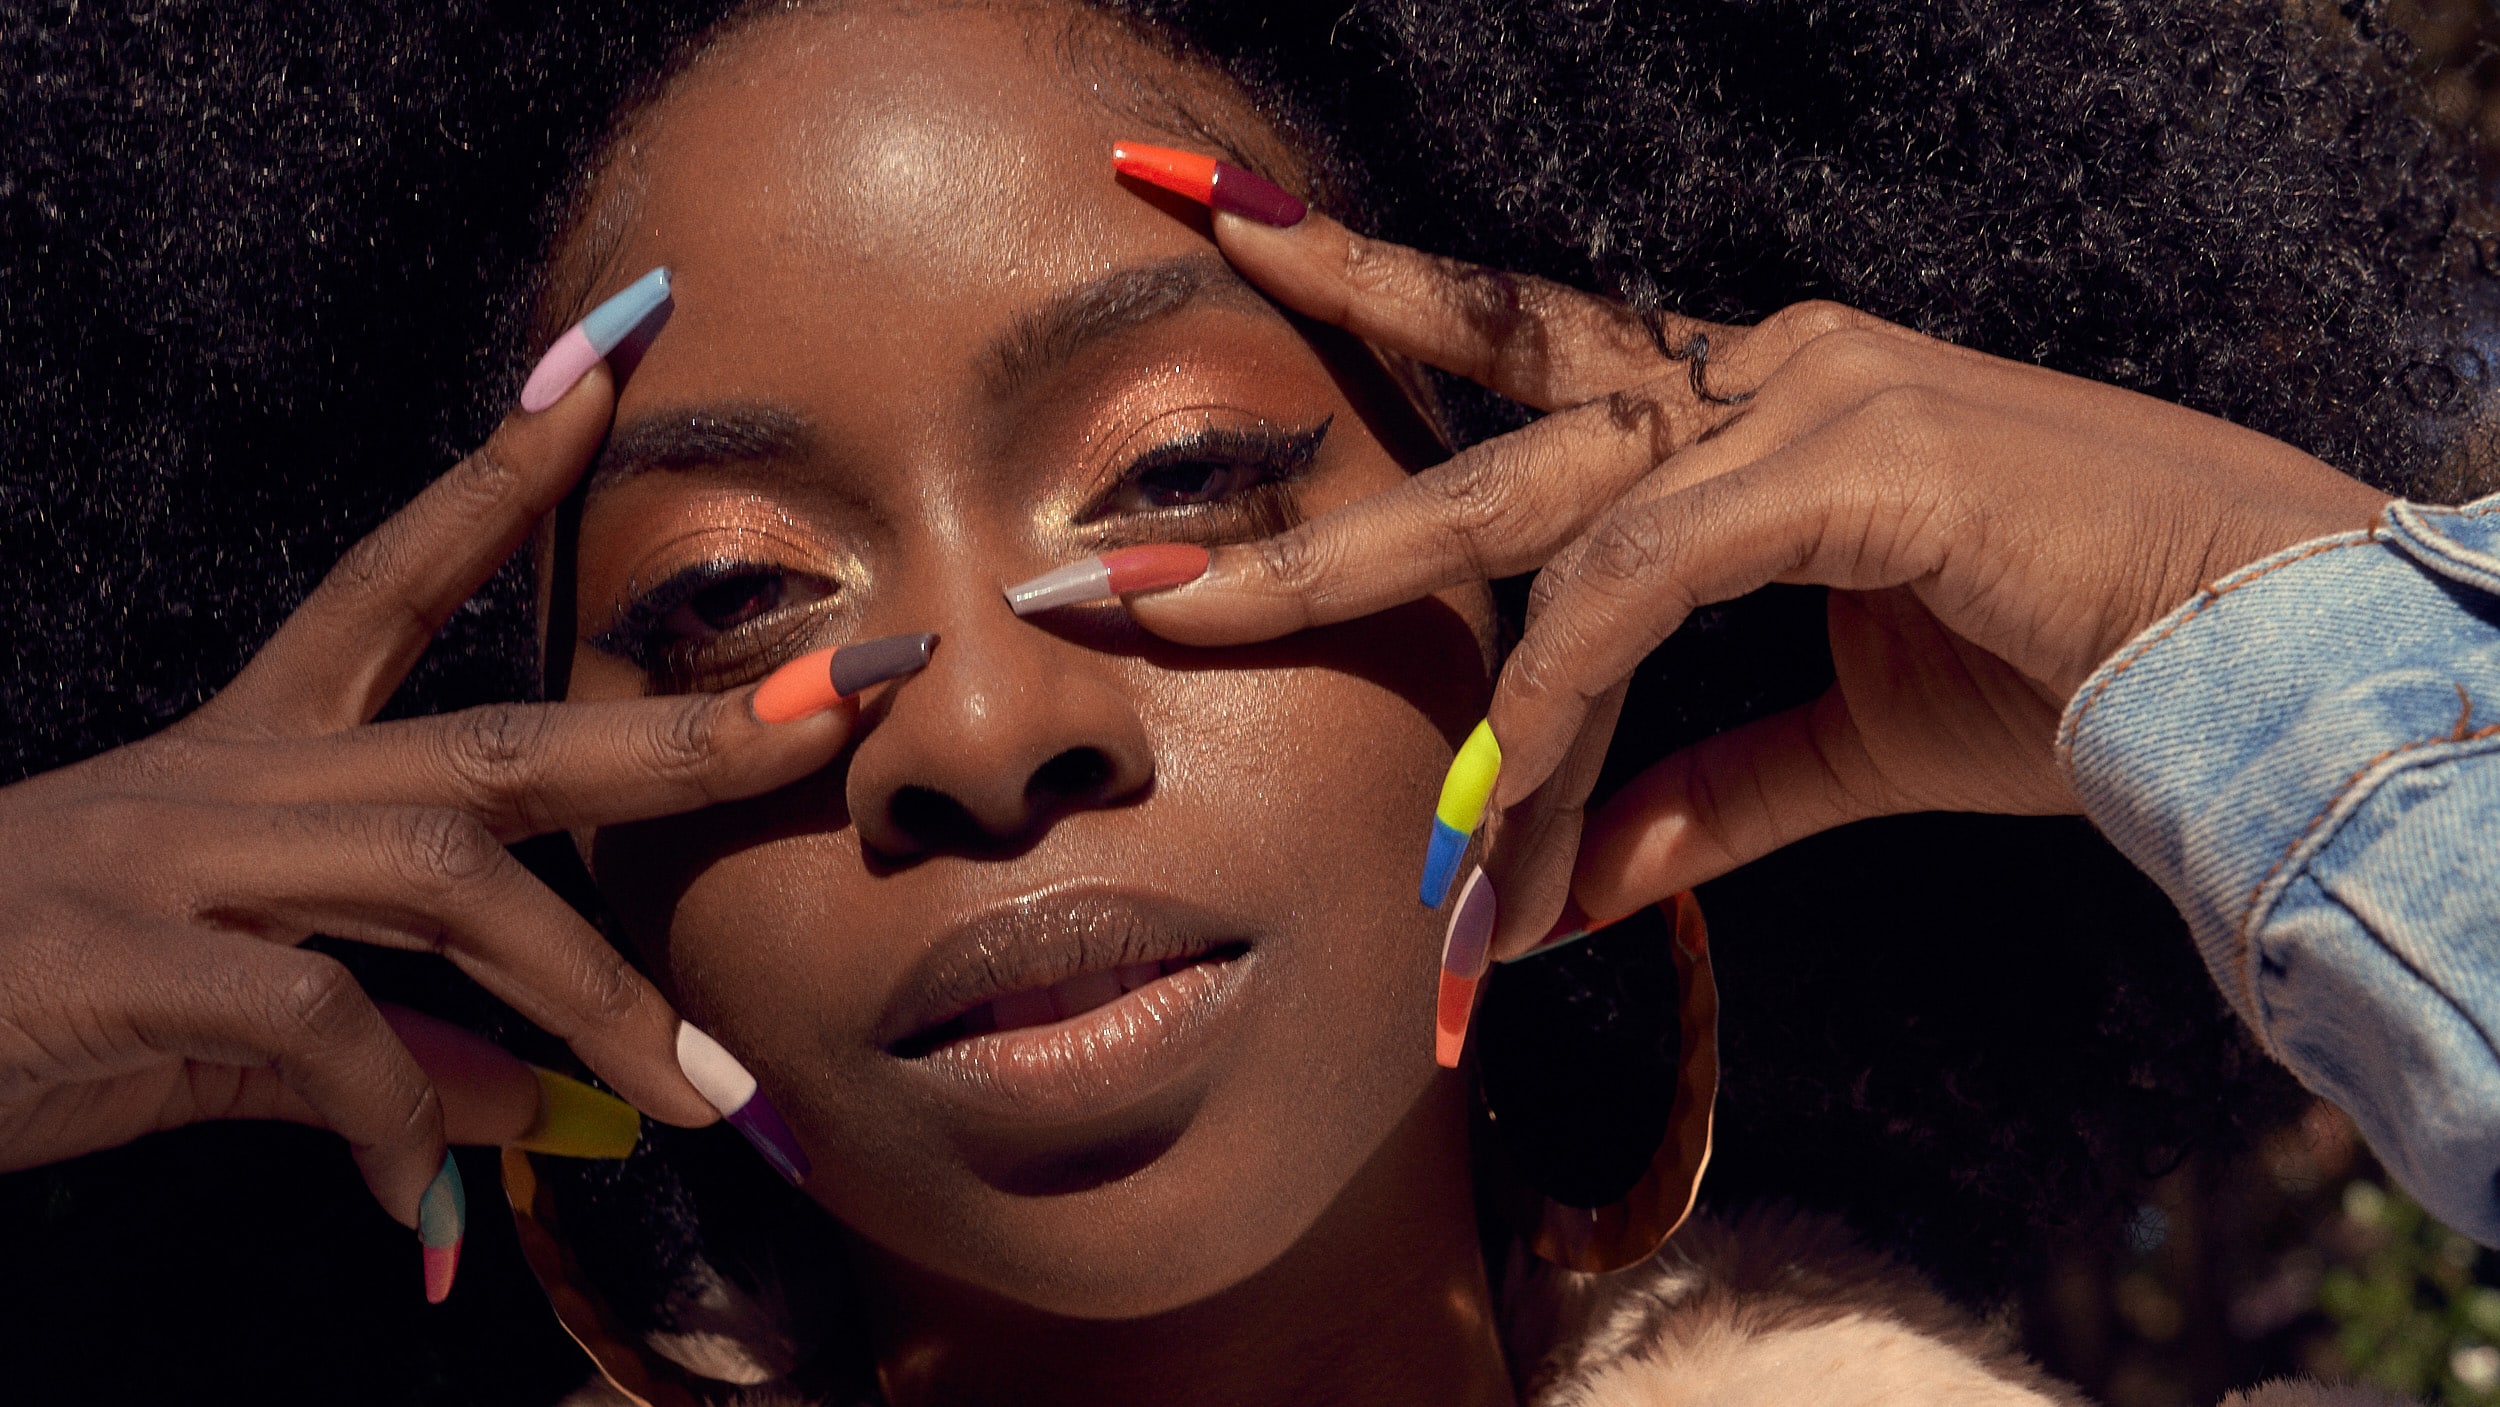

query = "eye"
[[589, 558, 839, 684], [661, 569, 787, 640], [1085, 417, 1331, 525], [1133, 457, 1252, 509]]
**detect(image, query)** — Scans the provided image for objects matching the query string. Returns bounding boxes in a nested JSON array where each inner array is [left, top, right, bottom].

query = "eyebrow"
[[587, 405, 818, 496], [983, 252, 1277, 400], [586, 254, 1278, 492]]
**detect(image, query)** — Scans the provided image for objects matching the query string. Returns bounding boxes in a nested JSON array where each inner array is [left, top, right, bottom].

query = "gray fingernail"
[[830, 632, 937, 697]]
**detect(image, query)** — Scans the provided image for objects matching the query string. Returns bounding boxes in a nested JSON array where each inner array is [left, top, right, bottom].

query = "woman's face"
[[563, 3, 1493, 1318]]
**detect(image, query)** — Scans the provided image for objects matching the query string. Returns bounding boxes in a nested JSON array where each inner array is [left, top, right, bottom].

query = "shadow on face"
[[557, 1, 1496, 1318]]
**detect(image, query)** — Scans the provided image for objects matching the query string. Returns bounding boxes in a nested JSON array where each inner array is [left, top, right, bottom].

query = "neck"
[[860, 1080, 1514, 1407]]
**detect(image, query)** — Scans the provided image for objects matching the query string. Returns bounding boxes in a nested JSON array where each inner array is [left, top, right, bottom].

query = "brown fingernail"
[[752, 633, 937, 724]]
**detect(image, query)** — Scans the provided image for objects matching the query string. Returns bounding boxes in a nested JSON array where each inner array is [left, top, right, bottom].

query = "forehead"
[[574, 5, 1283, 419]]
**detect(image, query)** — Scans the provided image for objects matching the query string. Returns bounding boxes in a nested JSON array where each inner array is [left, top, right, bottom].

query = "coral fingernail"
[[1434, 868, 1498, 1068], [520, 266, 672, 413], [418, 1151, 467, 1304], [512, 1067, 642, 1160], [1112, 141, 1308, 227], [1420, 720, 1502, 907], [1004, 544, 1210, 616], [676, 1022, 810, 1185], [752, 631, 939, 723]]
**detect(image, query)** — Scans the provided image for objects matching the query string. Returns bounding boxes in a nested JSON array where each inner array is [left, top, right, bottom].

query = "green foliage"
[[2316, 1180, 2500, 1404]]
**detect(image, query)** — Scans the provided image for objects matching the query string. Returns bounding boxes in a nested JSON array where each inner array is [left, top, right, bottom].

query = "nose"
[[844, 581, 1156, 859]]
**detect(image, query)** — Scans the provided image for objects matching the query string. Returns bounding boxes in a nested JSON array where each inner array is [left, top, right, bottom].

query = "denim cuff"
[[2057, 506, 2500, 1035]]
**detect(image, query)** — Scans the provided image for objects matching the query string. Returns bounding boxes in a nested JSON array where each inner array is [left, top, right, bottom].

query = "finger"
[[376, 1004, 544, 1147], [172, 802, 717, 1129], [1127, 383, 1687, 647], [221, 681, 858, 842], [1484, 418, 1943, 809], [211, 363, 619, 736], [114, 931, 447, 1227], [1215, 208, 1759, 412], [1571, 687, 1898, 921], [1481, 678, 1627, 962]]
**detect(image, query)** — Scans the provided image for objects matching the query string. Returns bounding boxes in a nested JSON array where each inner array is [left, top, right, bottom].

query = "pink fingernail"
[[520, 267, 671, 413], [1004, 544, 1211, 616]]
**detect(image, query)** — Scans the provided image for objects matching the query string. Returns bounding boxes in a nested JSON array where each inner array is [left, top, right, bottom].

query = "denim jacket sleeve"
[[2058, 493, 2500, 1245]]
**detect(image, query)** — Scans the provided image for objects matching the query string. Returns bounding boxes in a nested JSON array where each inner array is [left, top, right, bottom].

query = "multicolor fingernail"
[[1434, 867, 1498, 1068], [419, 1151, 467, 1304], [676, 1022, 810, 1185], [1497, 896, 1635, 964], [752, 631, 940, 724], [512, 1066, 642, 1160], [1004, 544, 1210, 616], [1112, 141, 1308, 227], [520, 266, 672, 413], [1421, 720, 1502, 907]]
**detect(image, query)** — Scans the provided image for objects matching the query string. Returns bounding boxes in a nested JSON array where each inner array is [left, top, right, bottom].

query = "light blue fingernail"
[[581, 267, 673, 354]]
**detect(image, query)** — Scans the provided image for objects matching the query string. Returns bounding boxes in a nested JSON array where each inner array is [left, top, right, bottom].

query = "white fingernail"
[[675, 1022, 758, 1116]]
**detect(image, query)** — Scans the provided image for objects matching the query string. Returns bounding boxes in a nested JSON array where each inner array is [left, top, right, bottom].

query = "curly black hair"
[[0, 0, 2486, 1399]]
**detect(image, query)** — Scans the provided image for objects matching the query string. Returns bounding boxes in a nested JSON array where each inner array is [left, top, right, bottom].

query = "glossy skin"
[[554, 7, 1508, 1399]]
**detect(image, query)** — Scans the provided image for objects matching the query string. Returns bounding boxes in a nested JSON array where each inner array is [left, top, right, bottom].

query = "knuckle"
[[443, 438, 525, 513], [1419, 453, 1518, 549], [387, 808, 505, 895], [1582, 501, 1677, 593], [632, 695, 729, 787], [576, 948, 649, 1029], [270, 954, 368, 1052], [1767, 299, 1871, 344], [1252, 526, 1331, 597], [440, 704, 555, 814], [1787, 326, 1908, 400], [1856, 383, 1952, 459]]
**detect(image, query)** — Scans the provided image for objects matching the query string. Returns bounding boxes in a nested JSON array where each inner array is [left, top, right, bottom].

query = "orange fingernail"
[[1112, 142, 1307, 227], [752, 633, 937, 724], [1433, 868, 1497, 1068]]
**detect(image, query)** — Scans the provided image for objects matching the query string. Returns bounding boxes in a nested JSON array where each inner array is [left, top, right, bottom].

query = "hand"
[[1129, 208, 2392, 954], [0, 364, 857, 1235]]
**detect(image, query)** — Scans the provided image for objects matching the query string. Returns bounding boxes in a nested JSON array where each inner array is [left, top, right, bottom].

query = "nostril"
[[888, 785, 990, 853], [1029, 748, 1112, 805]]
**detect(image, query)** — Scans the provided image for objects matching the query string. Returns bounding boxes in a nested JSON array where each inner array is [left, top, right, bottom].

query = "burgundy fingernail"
[[676, 1023, 811, 1184], [1111, 142, 1308, 228], [752, 632, 938, 724]]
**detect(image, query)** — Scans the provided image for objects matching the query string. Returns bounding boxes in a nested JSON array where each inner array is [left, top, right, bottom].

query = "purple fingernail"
[[676, 1022, 811, 1184]]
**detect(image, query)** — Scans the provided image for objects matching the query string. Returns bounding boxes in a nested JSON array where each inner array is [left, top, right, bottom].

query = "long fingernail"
[[513, 1067, 642, 1160], [520, 266, 672, 413], [676, 1022, 810, 1184], [1112, 141, 1308, 227], [1434, 867, 1498, 1068], [1499, 896, 1591, 965], [419, 1152, 467, 1304], [1004, 544, 1210, 616], [753, 631, 939, 724], [1421, 720, 1502, 907]]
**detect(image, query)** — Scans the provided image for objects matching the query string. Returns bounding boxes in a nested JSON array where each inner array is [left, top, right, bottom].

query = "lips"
[[879, 889, 1256, 1122]]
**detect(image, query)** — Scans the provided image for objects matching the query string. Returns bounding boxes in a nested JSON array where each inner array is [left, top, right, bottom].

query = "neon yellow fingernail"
[[1434, 721, 1502, 832], [1421, 721, 1502, 906], [512, 1066, 641, 1160]]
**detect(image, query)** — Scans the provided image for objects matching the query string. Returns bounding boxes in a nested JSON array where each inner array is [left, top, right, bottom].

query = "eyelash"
[[590, 416, 1331, 687]]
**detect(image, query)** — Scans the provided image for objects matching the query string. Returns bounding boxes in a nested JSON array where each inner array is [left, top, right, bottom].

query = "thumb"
[[1572, 687, 1901, 923]]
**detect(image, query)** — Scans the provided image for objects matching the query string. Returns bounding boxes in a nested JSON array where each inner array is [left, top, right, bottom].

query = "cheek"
[[583, 588, 1496, 1317]]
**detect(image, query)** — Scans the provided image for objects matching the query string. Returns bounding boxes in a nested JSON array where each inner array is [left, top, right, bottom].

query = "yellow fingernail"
[[513, 1066, 641, 1159]]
